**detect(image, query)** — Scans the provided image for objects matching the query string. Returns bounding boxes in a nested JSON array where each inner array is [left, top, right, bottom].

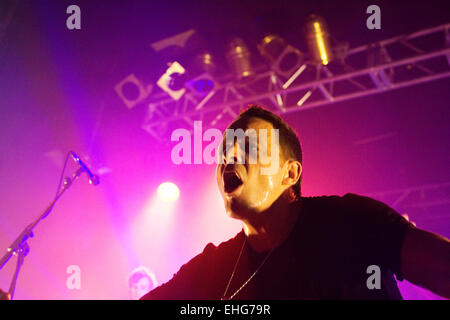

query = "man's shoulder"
[[301, 193, 409, 235], [299, 193, 345, 213], [300, 193, 399, 222], [200, 230, 244, 258], [301, 192, 387, 209]]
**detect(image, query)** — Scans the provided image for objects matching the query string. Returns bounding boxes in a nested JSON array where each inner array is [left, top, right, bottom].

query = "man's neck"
[[242, 198, 302, 252]]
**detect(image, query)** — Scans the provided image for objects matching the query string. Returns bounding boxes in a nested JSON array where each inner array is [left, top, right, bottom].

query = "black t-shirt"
[[141, 193, 414, 300]]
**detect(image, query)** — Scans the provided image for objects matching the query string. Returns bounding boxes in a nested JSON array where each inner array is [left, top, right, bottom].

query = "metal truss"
[[367, 182, 450, 210], [365, 182, 450, 227], [142, 23, 450, 141]]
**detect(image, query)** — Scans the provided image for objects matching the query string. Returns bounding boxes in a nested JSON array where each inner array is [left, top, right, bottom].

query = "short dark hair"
[[229, 105, 303, 197]]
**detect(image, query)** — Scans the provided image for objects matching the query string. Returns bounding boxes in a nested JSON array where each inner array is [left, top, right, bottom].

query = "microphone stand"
[[0, 166, 85, 299]]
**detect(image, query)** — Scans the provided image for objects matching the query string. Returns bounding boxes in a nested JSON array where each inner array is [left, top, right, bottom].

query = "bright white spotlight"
[[157, 182, 180, 202]]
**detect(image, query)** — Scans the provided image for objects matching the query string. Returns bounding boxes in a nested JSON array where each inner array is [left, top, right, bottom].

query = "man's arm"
[[401, 227, 450, 298]]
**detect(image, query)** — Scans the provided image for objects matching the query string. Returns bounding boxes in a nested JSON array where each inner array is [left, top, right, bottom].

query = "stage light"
[[258, 34, 304, 78], [225, 38, 253, 79], [114, 74, 153, 109], [194, 52, 216, 75], [168, 72, 187, 91], [156, 61, 186, 100], [305, 15, 333, 65], [186, 73, 216, 97], [157, 182, 180, 202], [151, 29, 197, 54], [193, 78, 214, 93], [258, 35, 286, 63], [187, 52, 216, 96]]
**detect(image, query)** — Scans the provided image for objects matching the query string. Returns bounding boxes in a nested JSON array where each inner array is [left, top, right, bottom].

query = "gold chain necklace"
[[221, 236, 275, 300]]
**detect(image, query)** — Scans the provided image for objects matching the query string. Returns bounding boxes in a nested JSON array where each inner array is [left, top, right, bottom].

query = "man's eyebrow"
[[219, 135, 258, 154]]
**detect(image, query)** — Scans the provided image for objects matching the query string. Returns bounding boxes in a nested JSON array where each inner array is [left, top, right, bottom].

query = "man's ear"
[[282, 160, 302, 187]]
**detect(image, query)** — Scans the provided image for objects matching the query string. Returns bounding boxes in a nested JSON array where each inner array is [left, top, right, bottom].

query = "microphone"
[[70, 151, 100, 186]]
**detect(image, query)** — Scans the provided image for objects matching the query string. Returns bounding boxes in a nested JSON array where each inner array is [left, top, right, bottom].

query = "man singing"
[[141, 106, 450, 300]]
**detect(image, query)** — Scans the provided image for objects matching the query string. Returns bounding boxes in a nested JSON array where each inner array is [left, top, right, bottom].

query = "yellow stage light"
[[305, 15, 333, 66], [225, 38, 253, 79]]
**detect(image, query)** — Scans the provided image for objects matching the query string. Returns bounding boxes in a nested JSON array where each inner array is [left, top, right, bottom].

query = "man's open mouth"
[[223, 171, 243, 194]]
